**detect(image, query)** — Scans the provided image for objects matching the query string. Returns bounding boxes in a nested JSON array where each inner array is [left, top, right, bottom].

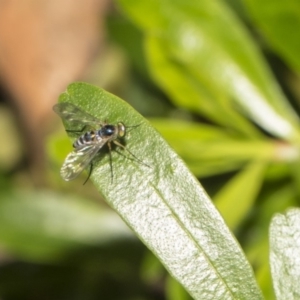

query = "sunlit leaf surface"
[[269, 208, 300, 300], [57, 82, 263, 299]]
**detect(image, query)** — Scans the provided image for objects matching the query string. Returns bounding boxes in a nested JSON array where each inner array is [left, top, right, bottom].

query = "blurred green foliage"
[[1, 0, 300, 299]]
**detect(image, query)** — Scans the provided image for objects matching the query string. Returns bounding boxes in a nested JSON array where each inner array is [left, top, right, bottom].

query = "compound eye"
[[118, 123, 126, 137]]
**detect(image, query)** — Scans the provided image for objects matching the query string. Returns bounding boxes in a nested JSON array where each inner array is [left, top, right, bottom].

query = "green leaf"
[[214, 161, 267, 229], [145, 36, 260, 138], [243, 0, 300, 73], [0, 189, 132, 261], [117, 0, 300, 141], [57, 82, 263, 299], [269, 208, 300, 300], [151, 119, 274, 177]]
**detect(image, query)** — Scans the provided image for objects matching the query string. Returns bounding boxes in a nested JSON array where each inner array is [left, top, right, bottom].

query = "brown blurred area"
[[0, 0, 110, 184]]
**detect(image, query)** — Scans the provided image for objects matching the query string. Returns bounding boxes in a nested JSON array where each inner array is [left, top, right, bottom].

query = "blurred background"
[[1, 0, 300, 299]]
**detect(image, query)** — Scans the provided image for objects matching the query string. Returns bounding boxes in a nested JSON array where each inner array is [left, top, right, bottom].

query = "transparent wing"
[[53, 102, 103, 127], [60, 139, 108, 181]]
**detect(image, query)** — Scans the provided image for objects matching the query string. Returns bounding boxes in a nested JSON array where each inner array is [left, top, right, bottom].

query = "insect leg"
[[107, 142, 114, 183], [83, 163, 93, 185], [114, 149, 134, 161], [113, 140, 150, 168], [125, 124, 141, 133]]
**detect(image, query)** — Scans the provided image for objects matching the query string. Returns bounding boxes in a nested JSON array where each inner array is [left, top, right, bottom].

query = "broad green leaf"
[[243, 0, 300, 73], [269, 208, 300, 300], [117, 0, 300, 141], [214, 161, 267, 229], [151, 119, 274, 177], [57, 82, 263, 299], [0, 189, 132, 261]]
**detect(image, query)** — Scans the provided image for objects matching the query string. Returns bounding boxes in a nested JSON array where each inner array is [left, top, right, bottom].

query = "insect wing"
[[53, 102, 103, 127], [60, 141, 106, 181]]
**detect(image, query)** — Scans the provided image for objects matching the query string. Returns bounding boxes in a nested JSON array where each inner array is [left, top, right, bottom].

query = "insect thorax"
[[100, 125, 115, 137], [72, 123, 126, 149]]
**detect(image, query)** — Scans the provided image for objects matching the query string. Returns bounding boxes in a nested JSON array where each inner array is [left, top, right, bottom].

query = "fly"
[[53, 102, 147, 184]]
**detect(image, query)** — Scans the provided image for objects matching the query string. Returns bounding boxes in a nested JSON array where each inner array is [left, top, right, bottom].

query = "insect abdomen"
[[73, 131, 97, 148]]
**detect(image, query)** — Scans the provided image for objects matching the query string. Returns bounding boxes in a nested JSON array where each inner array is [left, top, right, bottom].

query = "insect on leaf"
[[56, 82, 263, 300]]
